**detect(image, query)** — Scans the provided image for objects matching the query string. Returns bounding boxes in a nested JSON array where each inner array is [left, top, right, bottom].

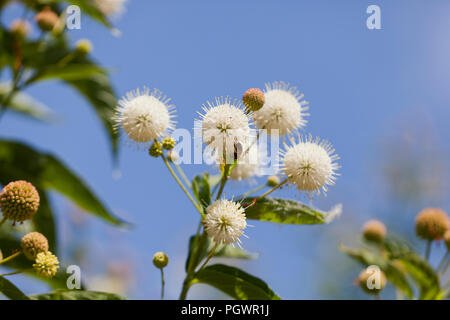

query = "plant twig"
[[0, 251, 22, 264], [257, 179, 288, 200], [425, 240, 432, 261], [160, 268, 165, 300], [161, 154, 204, 217]]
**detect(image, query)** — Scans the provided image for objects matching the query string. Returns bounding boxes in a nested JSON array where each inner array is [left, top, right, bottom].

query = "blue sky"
[[1, 0, 450, 299]]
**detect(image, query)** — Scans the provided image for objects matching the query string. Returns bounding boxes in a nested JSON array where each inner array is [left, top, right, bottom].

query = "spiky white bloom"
[[204, 199, 247, 245], [197, 98, 252, 161], [254, 81, 309, 136], [281, 135, 339, 197], [114, 87, 176, 144], [92, 0, 127, 17]]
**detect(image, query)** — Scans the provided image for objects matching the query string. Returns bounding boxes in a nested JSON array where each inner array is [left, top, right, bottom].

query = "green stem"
[[441, 258, 449, 276], [438, 251, 449, 272], [0, 68, 24, 120], [0, 269, 27, 277], [195, 242, 219, 274], [173, 162, 191, 188], [160, 268, 165, 300], [180, 231, 208, 300], [425, 240, 432, 261], [0, 217, 6, 227], [161, 154, 204, 217], [238, 184, 267, 199], [0, 251, 21, 264], [257, 179, 288, 200], [215, 164, 231, 201]]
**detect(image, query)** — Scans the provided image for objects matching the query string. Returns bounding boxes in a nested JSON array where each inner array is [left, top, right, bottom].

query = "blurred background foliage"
[[0, 0, 127, 297], [0, 0, 449, 300]]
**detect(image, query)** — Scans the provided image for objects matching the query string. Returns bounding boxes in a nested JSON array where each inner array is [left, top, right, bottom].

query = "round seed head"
[[35, 7, 59, 32], [0, 180, 40, 223], [242, 88, 265, 112], [358, 268, 387, 295], [21, 232, 49, 260], [362, 220, 387, 243], [415, 208, 449, 241], [153, 251, 169, 268]]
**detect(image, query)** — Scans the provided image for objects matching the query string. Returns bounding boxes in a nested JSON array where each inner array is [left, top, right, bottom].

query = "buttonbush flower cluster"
[[341, 208, 450, 299], [115, 82, 342, 300], [0, 181, 60, 279]]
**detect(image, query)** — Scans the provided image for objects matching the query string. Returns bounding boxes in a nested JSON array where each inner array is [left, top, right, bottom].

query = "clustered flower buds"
[[242, 88, 265, 112], [149, 141, 163, 157], [162, 137, 176, 150], [33, 251, 59, 279], [21, 232, 49, 260], [358, 268, 386, 295], [415, 208, 449, 241], [0, 180, 40, 223], [34, 7, 59, 32], [362, 220, 386, 243], [153, 252, 169, 269]]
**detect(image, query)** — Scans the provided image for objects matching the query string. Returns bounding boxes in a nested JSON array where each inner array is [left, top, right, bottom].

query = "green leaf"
[[66, 73, 119, 159], [0, 82, 55, 122], [214, 243, 258, 260], [0, 276, 29, 300], [20, 36, 119, 159], [241, 197, 341, 225], [185, 235, 257, 272], [30, 289, 124, 300], [0, 139, 127, 226], [193, 264, 280, 300], [185, 234, 209, 272], [391, 252, 440, 300], [192, 174, 211, 209], [339, 245, 414, 299], [31, 64, 106, 82], [435, 288, 450, 300]]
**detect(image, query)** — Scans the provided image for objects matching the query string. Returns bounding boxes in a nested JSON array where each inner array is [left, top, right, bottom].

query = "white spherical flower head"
[[114, 87, 175, 144], [198, 98, 251, 161], [93, 0, 127, 17], [282, 135, 339, 197], [205, 200, 247, 245], [254, 81, 309, 136]]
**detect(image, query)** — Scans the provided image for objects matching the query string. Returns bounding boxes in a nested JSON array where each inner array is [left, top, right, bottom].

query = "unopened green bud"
[[153, 251, 169, 269], [362, 220, 386, 244], [149, 142, 163, 158], [162, 137, 176, 150], [267, 175, 280, 187], [75, 39, 93, 56]]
